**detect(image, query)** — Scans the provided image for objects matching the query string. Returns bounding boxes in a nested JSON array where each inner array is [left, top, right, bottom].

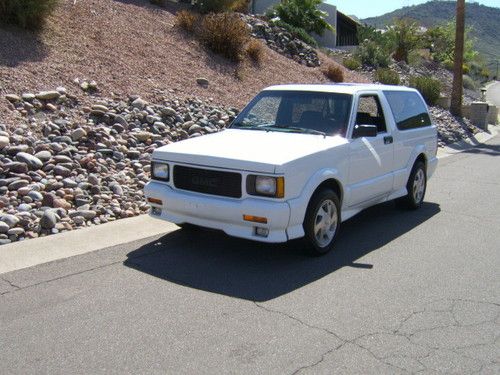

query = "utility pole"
[[450, 0, 465, 116]]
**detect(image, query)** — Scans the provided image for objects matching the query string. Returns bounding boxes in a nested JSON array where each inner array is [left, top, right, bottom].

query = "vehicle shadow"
[[124, 201, 440, 302]]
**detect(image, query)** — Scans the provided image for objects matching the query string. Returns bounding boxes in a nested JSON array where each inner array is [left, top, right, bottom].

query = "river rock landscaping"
[[241, 14, 321, 68], [0, 88, 237, 244]]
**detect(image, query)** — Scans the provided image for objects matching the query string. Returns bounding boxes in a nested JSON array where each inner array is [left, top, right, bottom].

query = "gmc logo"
[[191, 175, 218, 188]]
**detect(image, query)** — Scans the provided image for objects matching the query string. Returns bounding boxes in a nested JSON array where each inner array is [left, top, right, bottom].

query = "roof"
[[263, 83, 417, 94]]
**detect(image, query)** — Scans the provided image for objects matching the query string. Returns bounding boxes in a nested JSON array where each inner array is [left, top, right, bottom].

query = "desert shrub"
[[323, 65, 344, 82], [354, 39, 391, 68], [271, 20, 318, 47], [462, 75, 477, 90], [375, 68, 400, 85], [386, 18, 421, 64], [246, 38, 264, 64], [0, 0, 58, 30], [175, 10, 199, 33], [342, 57, 361, 70], [196, 0, 237, 13], [268, 0, 333, 36], [409, 76, 441, 106], [228, 0, 250, 13], [198, 12, 250, 61]]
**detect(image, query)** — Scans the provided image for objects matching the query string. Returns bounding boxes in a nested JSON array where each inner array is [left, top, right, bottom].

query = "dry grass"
[[246, 38, 264, 64], [198, 12, 250, 62], [322, 64, 344, 82], [175, 10, 198, 33]]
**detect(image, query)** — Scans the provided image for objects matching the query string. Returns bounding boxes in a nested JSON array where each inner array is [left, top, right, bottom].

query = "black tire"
[[303, 189, 341, 256], [398, 161, 427, 209]]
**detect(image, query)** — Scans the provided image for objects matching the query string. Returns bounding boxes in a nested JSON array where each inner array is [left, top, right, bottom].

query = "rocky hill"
[[363, 0, 500, 68]]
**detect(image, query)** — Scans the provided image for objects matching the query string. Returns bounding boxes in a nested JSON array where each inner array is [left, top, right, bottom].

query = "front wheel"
[[399, 161, 427, 209], [303, 189, 341, 256]]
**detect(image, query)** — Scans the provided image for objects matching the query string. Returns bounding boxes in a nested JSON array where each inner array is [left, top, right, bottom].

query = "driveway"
[[1, 137, 499, 374]]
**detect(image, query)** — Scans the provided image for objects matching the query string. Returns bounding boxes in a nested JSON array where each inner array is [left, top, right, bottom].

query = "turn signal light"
[[147, 197, 163, 205], [243, 215, 268, 224]]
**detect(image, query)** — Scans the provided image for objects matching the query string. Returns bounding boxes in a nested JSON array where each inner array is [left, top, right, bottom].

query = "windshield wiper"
[[271, 125, 326, 137]]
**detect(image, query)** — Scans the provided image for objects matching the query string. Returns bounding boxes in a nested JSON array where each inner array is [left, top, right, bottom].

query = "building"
[[249, 1, 359, 48]]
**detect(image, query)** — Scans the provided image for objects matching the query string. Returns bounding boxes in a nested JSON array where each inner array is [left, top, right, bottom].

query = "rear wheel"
[[398, 161, 427, 209], [303, 189, 341, 256]]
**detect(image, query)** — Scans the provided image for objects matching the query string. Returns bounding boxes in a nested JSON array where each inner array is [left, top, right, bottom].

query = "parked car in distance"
[[144, 84, 438, 255]]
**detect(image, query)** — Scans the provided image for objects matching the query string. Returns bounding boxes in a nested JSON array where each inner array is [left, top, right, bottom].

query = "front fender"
[[286, 168, 344, 240]]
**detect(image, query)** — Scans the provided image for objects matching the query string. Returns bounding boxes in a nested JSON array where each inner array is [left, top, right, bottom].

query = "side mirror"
[[352, 124, 377, 138]]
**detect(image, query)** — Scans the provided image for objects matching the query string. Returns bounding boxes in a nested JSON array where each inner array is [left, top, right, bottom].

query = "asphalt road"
[[1, 137, 499, 374], [486, 81, 500, 108]]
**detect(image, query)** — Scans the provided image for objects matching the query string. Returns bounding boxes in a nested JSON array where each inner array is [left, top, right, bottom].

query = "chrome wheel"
[[313, 199, 338, 247], [413, 168, 425, 204]]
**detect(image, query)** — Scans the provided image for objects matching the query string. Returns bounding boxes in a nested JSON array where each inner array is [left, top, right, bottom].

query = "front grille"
[[173, 165, 242, 198]]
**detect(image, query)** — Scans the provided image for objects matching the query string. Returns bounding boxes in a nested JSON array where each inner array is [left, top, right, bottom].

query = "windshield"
[[231, 90, 353, 137]]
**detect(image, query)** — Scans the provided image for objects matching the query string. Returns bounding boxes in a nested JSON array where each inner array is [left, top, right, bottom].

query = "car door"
[[347, 93, 395, 207]]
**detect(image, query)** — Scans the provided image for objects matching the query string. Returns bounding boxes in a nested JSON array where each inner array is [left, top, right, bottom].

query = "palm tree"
[[450, 0, 465, 116]]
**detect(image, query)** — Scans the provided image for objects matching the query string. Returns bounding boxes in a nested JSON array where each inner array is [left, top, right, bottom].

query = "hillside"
[[0, 0, 368, 126], [363, 0, 500, 68]]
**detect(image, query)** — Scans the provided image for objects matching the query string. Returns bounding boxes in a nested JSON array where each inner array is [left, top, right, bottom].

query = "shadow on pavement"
[[124, 201, 440, 301], [461, 141, 500, 156]]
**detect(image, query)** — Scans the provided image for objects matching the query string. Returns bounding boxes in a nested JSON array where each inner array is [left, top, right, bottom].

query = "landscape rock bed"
[[241, 15, 321, 67], [429, 106, 481, 147], [0, 88, 237, 244]]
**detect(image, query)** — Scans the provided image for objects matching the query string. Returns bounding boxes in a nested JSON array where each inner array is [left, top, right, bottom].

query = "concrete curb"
[[437, 125, 499, 158], [0, 215, 178, 275]]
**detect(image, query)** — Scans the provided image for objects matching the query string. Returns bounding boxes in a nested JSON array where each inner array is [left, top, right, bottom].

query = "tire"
[[399, 161, 427, 209], [303, 189, 341, 256]]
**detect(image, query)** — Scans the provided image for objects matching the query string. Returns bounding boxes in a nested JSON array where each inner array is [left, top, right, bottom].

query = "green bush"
[[342, 57, 361, 70], [409, 76, 441, 106], [386, 18, 421, 64], [198, 12, 250, 61], [374, 68, 400, 85], [462, 75, 477, 90], [0, 0, 58, 30], [268, 0, 333, 36], [323, 65, 344, 82], [271, 20, 318, 47], [354, 39, 391, 68]]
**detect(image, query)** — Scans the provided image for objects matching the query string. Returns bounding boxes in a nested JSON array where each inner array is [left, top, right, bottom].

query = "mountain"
[[362, 1, 499, 69]]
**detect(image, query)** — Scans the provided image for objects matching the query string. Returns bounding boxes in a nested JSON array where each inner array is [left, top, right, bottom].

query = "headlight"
[[151, 162, 169, 181], [256, 176, 277, 195], [247, 175, 285, 198]]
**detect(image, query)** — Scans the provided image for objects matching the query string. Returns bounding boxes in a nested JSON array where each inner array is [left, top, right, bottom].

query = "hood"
[[153, 129, 347, 173]]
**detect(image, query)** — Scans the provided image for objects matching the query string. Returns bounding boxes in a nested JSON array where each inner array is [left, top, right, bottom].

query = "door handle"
[[384, 136, 393, 144]]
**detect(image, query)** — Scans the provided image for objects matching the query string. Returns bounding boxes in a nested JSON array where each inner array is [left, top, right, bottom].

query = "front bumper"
[[144, 181, 291, 243]]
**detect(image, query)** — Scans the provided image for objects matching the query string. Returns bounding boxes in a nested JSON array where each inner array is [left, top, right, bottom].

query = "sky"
[[326, 0, 500, 19]]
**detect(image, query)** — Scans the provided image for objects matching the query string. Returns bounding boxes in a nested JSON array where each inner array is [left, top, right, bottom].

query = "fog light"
[[255, 227, 269, 237], [151, 207, 162, 216]]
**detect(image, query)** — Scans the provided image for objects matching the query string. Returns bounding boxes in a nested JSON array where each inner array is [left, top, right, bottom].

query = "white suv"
[[145, 84, 438, 255]]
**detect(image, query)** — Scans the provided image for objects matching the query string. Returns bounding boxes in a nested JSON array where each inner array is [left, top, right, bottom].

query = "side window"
[[355, 95, 387, 133], [383, 91, 432, 130]]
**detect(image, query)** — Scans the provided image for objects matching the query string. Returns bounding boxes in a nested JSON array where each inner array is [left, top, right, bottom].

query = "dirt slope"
[[0, 0, 368, 121]]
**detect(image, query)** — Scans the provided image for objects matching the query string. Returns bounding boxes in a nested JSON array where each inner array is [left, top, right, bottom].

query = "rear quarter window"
[[383, 91, 432, 130]]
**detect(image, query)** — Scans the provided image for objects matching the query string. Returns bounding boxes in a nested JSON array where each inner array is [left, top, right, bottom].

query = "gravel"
[[0, 87, 237, 243]]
